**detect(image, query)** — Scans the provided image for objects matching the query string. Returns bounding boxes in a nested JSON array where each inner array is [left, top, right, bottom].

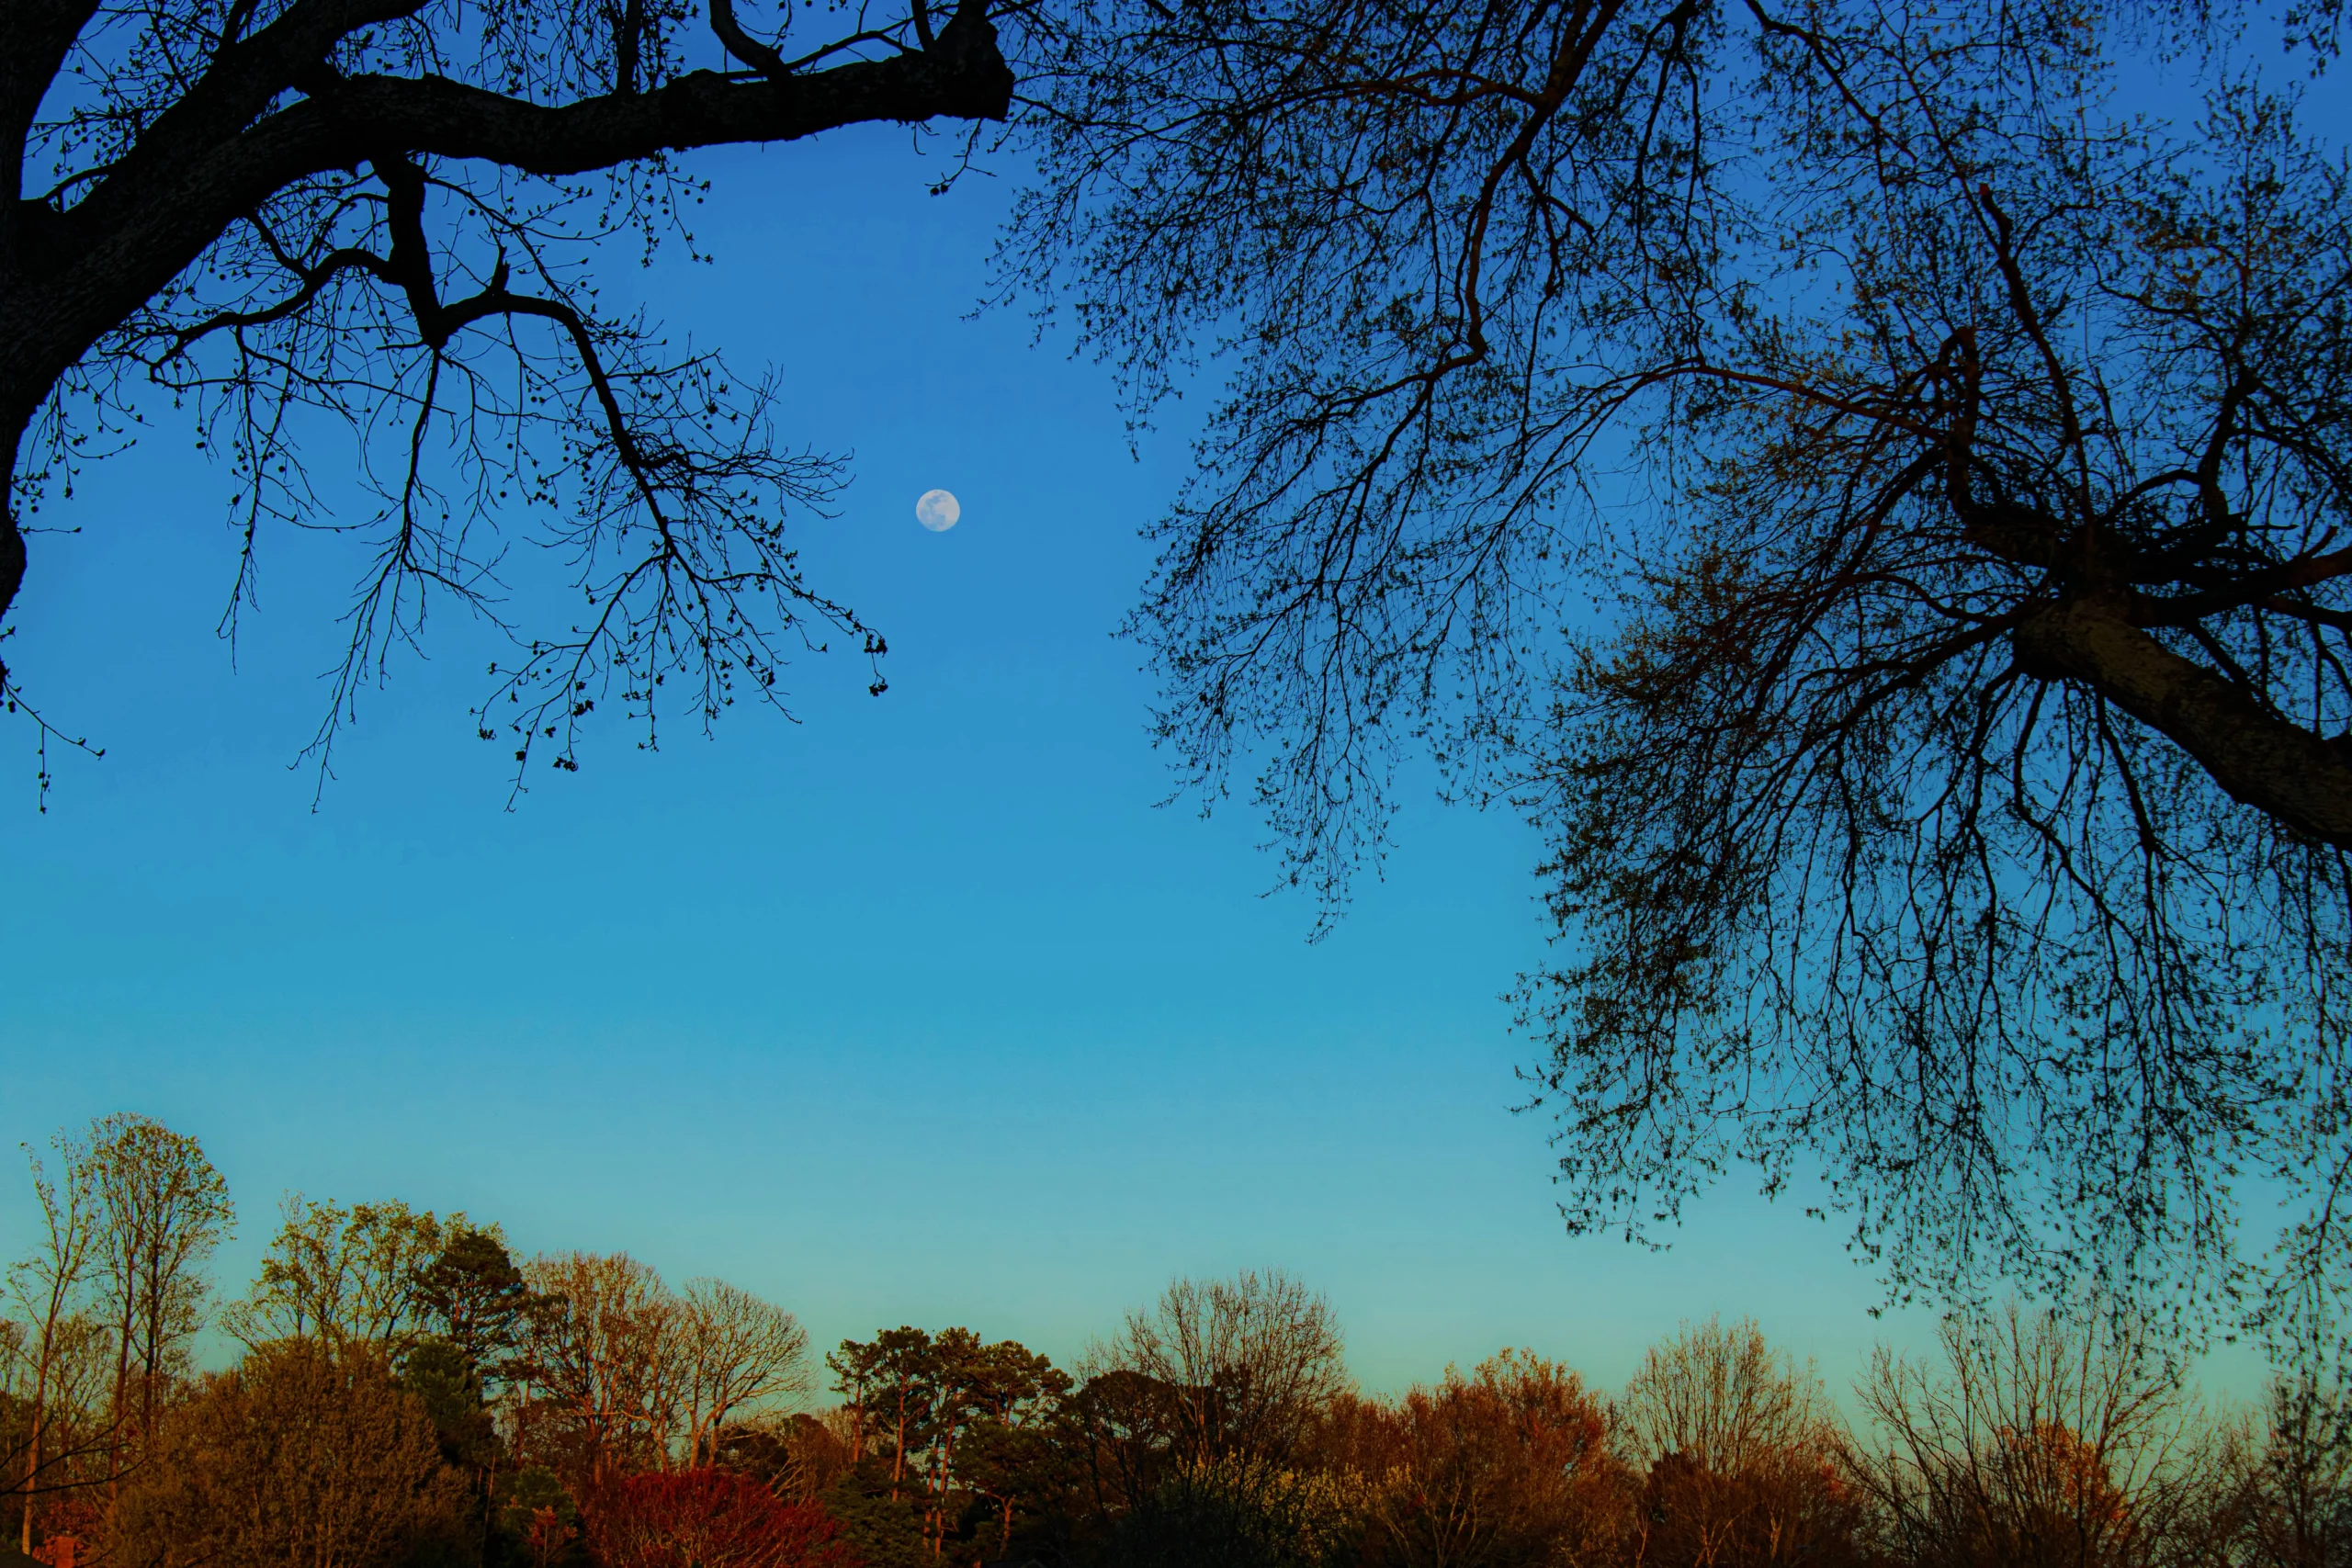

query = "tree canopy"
[[1009, 0, 2352, 1335]]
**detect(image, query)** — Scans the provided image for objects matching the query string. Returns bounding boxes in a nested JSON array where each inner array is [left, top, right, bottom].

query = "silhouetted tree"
[[1069, 1364, 1178, 1521], [1090, 1270, 1349, 1475], [0, 0, 1013, 786], [1848, 1304, 2213, 1568], [2211, 1373, 2352, 1568], [1015, 0, 2352, 1325]]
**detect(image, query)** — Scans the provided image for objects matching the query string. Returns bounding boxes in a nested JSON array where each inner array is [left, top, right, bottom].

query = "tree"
[[0, 1316, 109, 1557], [818, 1326, 1078, 1562], [1847, 1304, 2213, 1568], [85, 1113, 232, 1463], [515, 1252, 681, 1486], [496, 1464, 586, 1568], [675, 1278, 810, 1470], [414, 1226, 539, 1383], [1620, 1320, 1832, 1483], [4, 1131, 107, 1551], [401, 1227, 537, 1562], [0, 0, 1013, 787], [1014, 0, 2352, 1323], [1103, 1457, 1374, 1568], [586, 1468, 854, 1568], [1090, 1270, 1350, 1476], [712, 1410, 856, 1502], [223, 1194, 456, 1351], [1068, 1364, 1179, 1520], [956, 1338, 1074, 1558], [905, 1325, 981, 1555], [2211, 1373, 2352, 1568], [827, 1324, 979, 1552], [514, 1252, 802, 1486], [1620, 1319, 1865, 1567], [1362, 1349, 1629, 1568], [401, 1336, 503, 1468], [828, 1326, 939, 1502], [109, 1338, 464, 1568]]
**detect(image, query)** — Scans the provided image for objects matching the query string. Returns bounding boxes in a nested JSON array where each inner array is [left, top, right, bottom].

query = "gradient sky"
[[0, 98, 2280, 1405]]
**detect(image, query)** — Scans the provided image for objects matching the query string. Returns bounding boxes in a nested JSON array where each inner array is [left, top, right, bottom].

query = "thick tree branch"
[[2135, 543, 2352, 626], [2014, 596, 2352, 849], [11, 0, 1011, 410], [708, 0, 795, 81], [89, 0, 432, 220], [0, 1, 106, 186]]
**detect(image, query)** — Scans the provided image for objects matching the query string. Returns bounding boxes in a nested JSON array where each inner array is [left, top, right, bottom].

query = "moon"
[[915, 489, 960, 532]]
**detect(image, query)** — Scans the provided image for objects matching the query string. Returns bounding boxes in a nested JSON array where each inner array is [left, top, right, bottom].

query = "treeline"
[[4, 1115, 2349, 1568]]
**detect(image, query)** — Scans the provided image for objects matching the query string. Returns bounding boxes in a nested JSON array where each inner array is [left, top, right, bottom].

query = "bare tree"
[[515, 1252, 679, 1486], [0, 0, 1016, 792], [2208, 1374, 2352, 1568], [1090, 1269, 1349, 1473], [1015, 0, 2352, 1325], [1618, 1318, 1862, 1566], [675, 1278, 809, 1469], [1848, 1304, 2215, 1568], [5, 1131, 107, 1550], [1620, 1319, 1832, 1481]]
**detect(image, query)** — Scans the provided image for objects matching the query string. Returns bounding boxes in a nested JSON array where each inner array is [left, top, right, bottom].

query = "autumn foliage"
[[586, 1469, 856, 1568], [9, 1115, 2352, 1568]]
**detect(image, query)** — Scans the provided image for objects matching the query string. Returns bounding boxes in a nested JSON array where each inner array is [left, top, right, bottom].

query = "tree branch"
[[20, 0, 1009, 405], [2014, 596, 2352, 849]]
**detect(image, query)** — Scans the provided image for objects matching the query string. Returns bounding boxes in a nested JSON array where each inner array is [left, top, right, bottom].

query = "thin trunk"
[[104, 1274, 130, 1494], [890, 1387, 908, 1502], [19, 1309, 45, 1554], [17, 1405, 35, 1554], [932, 1434, 945, 1556]]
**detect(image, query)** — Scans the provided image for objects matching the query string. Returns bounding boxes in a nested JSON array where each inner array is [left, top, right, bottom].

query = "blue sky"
[[0, 110, 2272, 1404]]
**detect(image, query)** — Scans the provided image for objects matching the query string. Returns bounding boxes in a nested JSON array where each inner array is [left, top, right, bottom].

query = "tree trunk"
[[2014, 596, 2352, 850]]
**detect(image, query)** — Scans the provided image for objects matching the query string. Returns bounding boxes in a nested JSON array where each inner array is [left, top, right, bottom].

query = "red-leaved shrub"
[[588, 1468, 858, 1568]]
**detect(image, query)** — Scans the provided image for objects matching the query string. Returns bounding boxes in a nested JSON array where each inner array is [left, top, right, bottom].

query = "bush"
[[111, 1340, 465, 1568]]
